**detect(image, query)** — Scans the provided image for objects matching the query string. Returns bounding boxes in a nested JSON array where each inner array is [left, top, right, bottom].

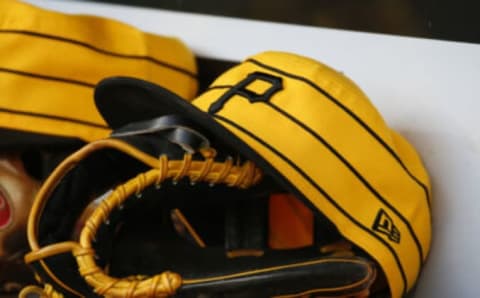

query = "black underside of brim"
[[95, 77, 193, 130], [95, 77, 283, 185]]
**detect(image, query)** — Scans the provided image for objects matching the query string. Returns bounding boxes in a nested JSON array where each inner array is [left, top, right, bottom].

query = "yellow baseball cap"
[[0, 0, 197, 149], [95, 51, 431, 298]]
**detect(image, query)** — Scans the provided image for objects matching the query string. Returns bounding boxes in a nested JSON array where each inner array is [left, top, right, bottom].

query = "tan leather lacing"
[[72, 149, 262, 297]]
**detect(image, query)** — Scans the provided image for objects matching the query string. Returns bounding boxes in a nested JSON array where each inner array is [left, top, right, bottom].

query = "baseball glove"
[[22, 113, 376, 297]]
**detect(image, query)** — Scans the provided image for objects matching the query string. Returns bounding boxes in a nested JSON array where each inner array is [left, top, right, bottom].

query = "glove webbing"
[[74, 149, 261, 297]]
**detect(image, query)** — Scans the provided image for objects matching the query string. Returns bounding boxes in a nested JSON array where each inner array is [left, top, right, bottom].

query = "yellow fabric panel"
[[0, 72, 100, 124], [0, 0, 197, 143], [193, 51, 432, 298], [390, 130, 432, 202], [0, 1, 197, 88], [0, 73, 108, 142], [212, 52, 394, 149], [0, 33, 195, 98], [0, 109, 109, 147]]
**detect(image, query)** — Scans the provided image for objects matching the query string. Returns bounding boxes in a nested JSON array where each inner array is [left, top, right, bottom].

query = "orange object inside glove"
[[269, 193, 314, 249]]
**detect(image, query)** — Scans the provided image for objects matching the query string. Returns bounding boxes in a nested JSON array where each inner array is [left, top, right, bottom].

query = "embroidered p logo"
[[373, 209, 401, 243], [208, 72, 283, 114]]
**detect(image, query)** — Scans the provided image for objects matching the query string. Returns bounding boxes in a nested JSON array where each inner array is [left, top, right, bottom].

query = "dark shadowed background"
[[87, 0, 480, 44]]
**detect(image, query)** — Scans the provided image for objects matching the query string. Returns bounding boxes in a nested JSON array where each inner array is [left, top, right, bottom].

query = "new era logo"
[[372, 209, 401, 243]]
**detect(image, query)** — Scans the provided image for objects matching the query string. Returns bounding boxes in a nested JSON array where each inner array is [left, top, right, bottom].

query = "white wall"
[[23, 1, 480, 297]]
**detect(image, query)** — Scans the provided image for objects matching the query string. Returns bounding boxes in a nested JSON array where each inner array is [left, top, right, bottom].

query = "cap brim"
[[95, 77, 250, 153], [95, 77, 196, 130], [94, 76, 292, 189]]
